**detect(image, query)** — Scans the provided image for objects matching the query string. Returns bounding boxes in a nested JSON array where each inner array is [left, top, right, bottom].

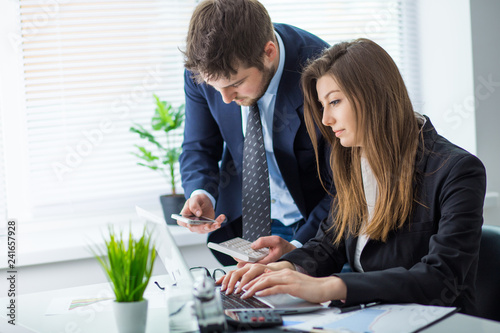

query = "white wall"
[[470, 0, 500, 226], [417, 0, 476, 154], [418, 0, 499, 225]]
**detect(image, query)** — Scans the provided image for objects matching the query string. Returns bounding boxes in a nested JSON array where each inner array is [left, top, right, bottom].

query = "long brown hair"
[[302, 39, 419, 244], [183, 0, 275, 82]]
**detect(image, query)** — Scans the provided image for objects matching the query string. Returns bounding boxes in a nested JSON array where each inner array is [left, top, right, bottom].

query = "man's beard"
[[240, 65, 275, 106]]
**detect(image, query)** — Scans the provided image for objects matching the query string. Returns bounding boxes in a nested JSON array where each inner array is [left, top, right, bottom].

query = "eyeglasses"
[[190, 266, 226, 281], [154, 266, 226, 291]]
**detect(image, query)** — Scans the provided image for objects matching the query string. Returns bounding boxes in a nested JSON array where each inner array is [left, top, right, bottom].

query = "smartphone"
[[171, 213, 217, 225]]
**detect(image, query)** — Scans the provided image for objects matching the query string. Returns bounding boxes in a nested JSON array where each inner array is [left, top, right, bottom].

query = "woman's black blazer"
[[281, 117, 487, 315]]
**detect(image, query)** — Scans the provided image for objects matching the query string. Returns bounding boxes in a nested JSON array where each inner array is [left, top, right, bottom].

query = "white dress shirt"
[[354, 156, 378, 272]]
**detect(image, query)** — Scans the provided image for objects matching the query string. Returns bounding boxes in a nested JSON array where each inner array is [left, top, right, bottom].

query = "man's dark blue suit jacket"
[[180, 24, 332, 263]]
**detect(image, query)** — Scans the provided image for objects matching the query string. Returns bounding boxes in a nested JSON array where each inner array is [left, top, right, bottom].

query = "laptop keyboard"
[[220, 290, 271, 309]]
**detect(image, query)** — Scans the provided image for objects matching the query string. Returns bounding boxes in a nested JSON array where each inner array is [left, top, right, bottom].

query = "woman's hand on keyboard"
[[240, 268, 348, 304], [216, 261, 294, 295]]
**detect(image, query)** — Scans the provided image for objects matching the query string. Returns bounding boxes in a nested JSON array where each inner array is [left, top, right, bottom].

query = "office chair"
[[475, 224, 500, 322]]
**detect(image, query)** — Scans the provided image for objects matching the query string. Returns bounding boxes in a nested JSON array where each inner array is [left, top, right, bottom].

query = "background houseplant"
[[93, 226, 156, 333], [130, 94, 185, 224]]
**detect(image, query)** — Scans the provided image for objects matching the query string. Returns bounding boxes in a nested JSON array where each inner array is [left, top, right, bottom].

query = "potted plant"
[[130, 94, 185, 224], [93, 226, 156, 333]]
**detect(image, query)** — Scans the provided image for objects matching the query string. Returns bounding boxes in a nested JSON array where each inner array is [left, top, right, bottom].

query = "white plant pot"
[[112, 299, 148, 333]]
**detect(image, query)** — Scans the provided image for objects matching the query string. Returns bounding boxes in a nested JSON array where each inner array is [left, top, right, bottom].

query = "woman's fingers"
[[254, 285, 289, 297], [220, 268, 242, 293], [217, 263, 271, 295], [235, 264, 267, 293], [240, 269, 287, 298], [241, 268, 310, 299]]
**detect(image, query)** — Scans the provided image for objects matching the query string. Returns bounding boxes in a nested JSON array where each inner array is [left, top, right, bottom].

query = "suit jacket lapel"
[[271, 27, 306, 214], [272, 72, 304, 214], [272, 72, 301, 172], [218, 101, 244, 170], [345, 236, 357, 267]]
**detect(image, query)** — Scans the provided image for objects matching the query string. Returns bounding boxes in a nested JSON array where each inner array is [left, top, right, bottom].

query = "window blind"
[[0, 102, 7, 226], [15, 0, 195, 224], [261, 0, 420, 105], [2, 0, 419, 227]]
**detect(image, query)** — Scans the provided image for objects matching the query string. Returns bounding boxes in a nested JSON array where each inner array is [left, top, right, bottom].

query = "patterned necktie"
[[242, 104, 271, 241]]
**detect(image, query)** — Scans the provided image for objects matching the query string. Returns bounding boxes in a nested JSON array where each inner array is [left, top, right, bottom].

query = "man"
[[178, 0, 332, 265]]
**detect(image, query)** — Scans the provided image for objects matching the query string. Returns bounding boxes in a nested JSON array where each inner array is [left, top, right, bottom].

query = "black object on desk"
[[225, 309, 283, 329], [339, 301, 381, 313], [329, 300, 381, 313]]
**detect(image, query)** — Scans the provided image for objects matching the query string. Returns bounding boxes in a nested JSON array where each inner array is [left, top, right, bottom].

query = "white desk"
[[0, 276, 173, 333], [419, 312, 500, 333], [2, 275, 500, 333]]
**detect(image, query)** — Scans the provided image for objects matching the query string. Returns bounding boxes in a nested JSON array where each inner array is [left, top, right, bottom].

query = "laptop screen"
[[135, 206, 194, 287]]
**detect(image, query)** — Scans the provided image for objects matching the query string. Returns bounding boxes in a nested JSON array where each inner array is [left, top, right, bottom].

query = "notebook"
[[135, 206, 325, 314]]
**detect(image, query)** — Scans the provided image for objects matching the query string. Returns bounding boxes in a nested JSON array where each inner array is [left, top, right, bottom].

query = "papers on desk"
[[45, 291, 166, 316], [45, 296, 114, 315], [283, 303, 457, 333]]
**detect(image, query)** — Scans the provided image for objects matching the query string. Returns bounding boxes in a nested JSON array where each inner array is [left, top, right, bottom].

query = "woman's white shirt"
[[353, 113, 425, 272], [353, 156, 378, 272]]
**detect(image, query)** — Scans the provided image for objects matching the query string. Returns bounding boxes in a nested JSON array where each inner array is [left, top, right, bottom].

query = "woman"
[[218, 38, 486, 315]]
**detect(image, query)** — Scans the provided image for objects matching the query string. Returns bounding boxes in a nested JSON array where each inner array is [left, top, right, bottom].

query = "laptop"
[[135, 206, 325, 314]]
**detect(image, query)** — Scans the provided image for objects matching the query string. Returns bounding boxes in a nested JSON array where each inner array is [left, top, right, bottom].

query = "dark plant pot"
[[160, 194, 186, 225]]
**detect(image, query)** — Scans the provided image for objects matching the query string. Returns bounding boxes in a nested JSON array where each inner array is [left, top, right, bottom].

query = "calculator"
[[225, 309, 283, 329], [207, 237, 269, 262]]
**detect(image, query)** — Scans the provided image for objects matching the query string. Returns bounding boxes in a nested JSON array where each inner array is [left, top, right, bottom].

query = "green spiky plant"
[[130, 94, 185, 195], [93, 226, 156, 302]]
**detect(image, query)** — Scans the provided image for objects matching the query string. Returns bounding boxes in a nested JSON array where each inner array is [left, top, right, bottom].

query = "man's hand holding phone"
[[175, 193, 225, 233]]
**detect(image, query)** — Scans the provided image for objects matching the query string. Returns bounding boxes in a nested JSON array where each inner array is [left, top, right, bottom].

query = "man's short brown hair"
[[183, 0, 275, 82]]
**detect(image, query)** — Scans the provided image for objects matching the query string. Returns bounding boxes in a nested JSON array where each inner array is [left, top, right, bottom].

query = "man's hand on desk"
[[236, 236, 297, 267], [176, 194, 224, 233]]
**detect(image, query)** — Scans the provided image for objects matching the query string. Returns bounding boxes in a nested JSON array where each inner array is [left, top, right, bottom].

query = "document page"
[[285, 303, 457, 333]]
